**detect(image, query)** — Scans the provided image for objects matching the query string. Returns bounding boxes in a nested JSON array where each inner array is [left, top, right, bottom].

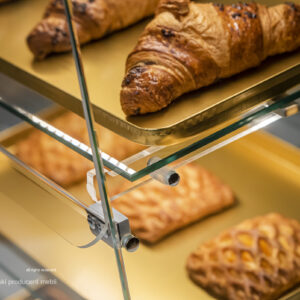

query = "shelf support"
[[62, 0, 131, 299]]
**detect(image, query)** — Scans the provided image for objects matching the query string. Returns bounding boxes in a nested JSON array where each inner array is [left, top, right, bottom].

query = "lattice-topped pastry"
[[186, 213, 300, 300], [15, 112, 144, 187], [112, 164, 234, 243]]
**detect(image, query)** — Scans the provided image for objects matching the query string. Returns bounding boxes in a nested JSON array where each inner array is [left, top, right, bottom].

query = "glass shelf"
[[1, 87, 299, 183]]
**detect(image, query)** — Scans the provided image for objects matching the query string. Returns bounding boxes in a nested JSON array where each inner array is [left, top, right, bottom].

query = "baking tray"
[[0, 130, 299, 299], [0, 0, 300, 145]]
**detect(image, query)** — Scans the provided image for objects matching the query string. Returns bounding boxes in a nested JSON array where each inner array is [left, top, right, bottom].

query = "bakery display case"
[[0, 0, 300, 299]]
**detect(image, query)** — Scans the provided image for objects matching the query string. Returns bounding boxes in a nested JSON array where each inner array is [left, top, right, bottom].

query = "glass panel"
[[0, 150, 97, 248], [1, 88, 299, 184], [127, 89, 300, 180], [108, 112, 282, 200]]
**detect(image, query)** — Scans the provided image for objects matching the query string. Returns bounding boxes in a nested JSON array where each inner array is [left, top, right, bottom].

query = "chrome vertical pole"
[[62, 1, 131, 299]]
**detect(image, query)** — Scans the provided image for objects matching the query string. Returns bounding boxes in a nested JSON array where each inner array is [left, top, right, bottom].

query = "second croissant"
[[27, 0, 159, 59]]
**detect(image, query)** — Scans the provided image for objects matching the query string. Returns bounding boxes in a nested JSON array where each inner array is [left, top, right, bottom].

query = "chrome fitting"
[[121, 234, 140, 252], [147, 157, 180, 186]]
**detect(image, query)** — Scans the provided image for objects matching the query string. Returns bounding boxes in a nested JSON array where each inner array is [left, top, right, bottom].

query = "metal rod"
[[62, 1, 131, 299]]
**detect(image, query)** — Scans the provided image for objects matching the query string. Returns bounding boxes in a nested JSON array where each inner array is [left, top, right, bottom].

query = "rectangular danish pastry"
[[186, 213, 300, 300], [15, 112, 144, 187], [112, 164, 234, 243]]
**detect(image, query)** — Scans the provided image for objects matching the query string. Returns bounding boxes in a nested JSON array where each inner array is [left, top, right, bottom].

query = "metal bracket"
[[147, 157, 180, 186], [86, 203, 139, 252], [268, 86, 300, 117], [276, 100, 299, 118], [86, 168, 139, 252]]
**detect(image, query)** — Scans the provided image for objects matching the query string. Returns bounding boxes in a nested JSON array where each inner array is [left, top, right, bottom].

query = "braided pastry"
[[27, 0, 159, 59], [15, 112, 144, 186], [112, 164, 234, 243], [121, 0, 300, 115], [186, 213, 300, 300]]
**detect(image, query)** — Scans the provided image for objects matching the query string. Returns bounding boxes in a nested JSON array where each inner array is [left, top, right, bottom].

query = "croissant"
[[112, 163, 234, 243], [15, 112, 144, 186], [121, 0, 300, 116], [186, 213, 300, 300], [27, 0, 159, 59]]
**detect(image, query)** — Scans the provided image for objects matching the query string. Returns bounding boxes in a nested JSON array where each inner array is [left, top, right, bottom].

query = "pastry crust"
[[15, 112, 144, 187], [27, 0, 159, 59], [120, 0, 300, 116], [186, 213, 300, 300], [112, 164, 234, 243]]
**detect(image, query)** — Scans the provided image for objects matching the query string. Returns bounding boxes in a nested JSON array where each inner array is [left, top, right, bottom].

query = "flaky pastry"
[[187, 213, 300, 300], [112, 164, 234, 243]]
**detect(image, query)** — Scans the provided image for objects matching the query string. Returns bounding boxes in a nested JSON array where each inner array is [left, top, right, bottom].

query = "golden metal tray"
[[0, 0, 300, 146], [0, 131, 299, 299]]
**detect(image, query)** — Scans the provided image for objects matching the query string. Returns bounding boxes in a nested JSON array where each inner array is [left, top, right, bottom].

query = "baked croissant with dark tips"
[[120, 0, 300, 116], [27, 0, 159, 59]]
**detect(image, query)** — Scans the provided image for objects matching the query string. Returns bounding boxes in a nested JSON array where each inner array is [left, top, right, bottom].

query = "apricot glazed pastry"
[[121, 0, 300, 115], [186, 213, 300, 300]]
